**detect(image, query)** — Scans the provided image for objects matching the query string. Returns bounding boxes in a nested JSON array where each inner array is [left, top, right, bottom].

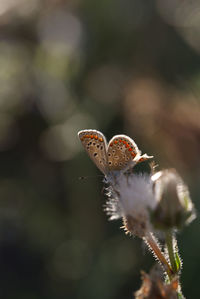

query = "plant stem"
[[145, 232, 173, 280], [165, 230, 177, 274]]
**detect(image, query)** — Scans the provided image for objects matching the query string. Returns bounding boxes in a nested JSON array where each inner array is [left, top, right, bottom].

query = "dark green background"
[[0, 0, 199, 298]]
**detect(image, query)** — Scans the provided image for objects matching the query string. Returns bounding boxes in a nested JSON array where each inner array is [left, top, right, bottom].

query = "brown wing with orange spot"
[[78, 129, 108, 175], [135, 153, 154, 164], [107, 134, 141, 171]]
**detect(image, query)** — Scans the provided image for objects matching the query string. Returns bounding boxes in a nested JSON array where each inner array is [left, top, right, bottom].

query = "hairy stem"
[[145, 232, 173, 280], [165, 231, 178, 274]]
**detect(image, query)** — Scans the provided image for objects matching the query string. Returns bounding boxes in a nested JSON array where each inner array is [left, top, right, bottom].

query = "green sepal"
[[175, 252, 181, 273]]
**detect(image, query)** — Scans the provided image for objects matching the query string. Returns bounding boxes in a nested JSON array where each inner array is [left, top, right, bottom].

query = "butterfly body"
[[78, 129, 153, 176]]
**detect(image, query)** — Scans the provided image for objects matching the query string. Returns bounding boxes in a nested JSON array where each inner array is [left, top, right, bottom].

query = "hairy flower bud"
[[151, 169, 195, 230], [105, 173, 156, 237]]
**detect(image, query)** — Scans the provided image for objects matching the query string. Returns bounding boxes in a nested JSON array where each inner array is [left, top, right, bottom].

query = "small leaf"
[[175, 252, 181, 272], [178, 292, 185, 299]]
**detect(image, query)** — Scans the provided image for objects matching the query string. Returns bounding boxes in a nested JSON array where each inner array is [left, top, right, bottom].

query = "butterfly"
[[78, 129, 153, 176]]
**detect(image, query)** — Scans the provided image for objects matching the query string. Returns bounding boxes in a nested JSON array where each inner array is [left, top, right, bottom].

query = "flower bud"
[[151, 169, 195, 230], [135, 267, 179, 299], [105, 173, 156, 237]]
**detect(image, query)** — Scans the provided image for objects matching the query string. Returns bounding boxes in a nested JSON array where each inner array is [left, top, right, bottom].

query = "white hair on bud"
[[105, 173, 156, 229]]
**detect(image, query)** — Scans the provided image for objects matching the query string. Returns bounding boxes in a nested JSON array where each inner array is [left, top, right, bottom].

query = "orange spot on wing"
[[138, 157, 145, 162], [110, 143, 113, 146], [123, 141, 126, 144], [125, 143, 130, 148], [85, 135, 89, 138], [131, 152, 136, 157], [94, 135, 98, 140], [128, 147, 133, 151], [90, 135, 94, 139], [119, 139, 122, 143], [114, 140, 118, 144], [99, 137, 103, 142]]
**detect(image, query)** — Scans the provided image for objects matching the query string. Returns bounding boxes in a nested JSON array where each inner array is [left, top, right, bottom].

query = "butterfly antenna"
[[78, 174, 104, 181]]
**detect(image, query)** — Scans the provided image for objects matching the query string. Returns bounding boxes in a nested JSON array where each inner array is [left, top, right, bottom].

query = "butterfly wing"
[[107, 134, 141, 171], [78, 129, 108, 175], [134, 153, 154, 164]]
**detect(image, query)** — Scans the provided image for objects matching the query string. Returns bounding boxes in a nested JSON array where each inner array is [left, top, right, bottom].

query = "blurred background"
[[0, 0, 199, 298]]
